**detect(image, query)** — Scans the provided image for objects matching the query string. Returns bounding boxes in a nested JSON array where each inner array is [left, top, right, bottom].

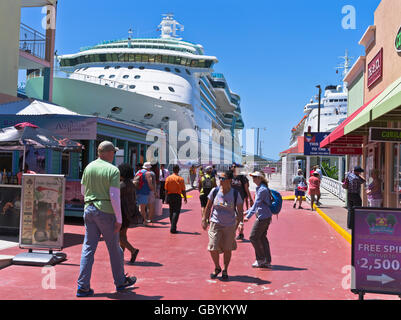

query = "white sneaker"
[[252, 260, 266, 268]]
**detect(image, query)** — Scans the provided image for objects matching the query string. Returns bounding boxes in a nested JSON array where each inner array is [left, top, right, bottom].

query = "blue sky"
[[21, 0, 382, 160]]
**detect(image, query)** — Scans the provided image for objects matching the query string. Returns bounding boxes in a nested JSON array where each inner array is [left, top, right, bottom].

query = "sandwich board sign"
[[351, 207, 401, 299]]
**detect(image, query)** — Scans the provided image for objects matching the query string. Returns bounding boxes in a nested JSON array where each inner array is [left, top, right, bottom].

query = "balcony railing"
[[320, 176, 346, 202], [19, 23, 47, 61]]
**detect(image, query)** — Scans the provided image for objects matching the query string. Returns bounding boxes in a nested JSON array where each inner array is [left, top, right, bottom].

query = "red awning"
[[320, 91, 383, 149], [280, 136, 304, 156]]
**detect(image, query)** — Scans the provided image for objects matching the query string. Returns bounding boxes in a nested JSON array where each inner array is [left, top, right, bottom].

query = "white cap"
[[143, 162, 152, 169]]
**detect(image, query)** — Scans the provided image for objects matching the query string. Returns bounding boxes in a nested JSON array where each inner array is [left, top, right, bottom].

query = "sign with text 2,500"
[[367, 48, 383, 88], [352, 207, 401, 298]]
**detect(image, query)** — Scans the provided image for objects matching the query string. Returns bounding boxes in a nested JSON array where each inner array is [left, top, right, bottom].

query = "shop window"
[[0, 152, 12, 174], [61, 152, 70, 176]]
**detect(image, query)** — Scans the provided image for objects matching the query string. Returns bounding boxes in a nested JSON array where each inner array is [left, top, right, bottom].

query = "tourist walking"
[[293, 169, 307, 209], [367, 169, 382, 207], [202, 170, 243, 281], [308, 171, 321, 211], [343, 166, 366, 229], [199, 166, 217, 222], [165, 165, 187, 233], [118, 163, 140, 264], [190, 165, 197, 188], [244, 171, 272, 268], [159, 164, 169, 204], [231, 163, 253, 240], [77, 141, 136, 297], [135, 162, 156, 226]]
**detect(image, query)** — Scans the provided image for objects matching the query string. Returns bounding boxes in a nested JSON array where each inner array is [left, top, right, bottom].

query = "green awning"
[[345, 75, 401, 135]]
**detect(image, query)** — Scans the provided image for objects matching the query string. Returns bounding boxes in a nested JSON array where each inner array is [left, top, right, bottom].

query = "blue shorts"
[[295, 190, 305, 197], [137, 193, 149, 205]]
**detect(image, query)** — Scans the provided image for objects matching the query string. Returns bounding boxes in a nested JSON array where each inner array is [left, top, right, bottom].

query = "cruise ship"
[[26, 14, 244, 166]]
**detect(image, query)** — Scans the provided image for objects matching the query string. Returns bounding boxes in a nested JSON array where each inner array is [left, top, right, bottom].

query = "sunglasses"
[[218, 176, 229, 181]]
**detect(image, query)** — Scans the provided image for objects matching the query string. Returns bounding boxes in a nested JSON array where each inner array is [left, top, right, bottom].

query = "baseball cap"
[[98, 141, 119, 153], [205, 166, 213, 171], [354, 166, 364, 173]]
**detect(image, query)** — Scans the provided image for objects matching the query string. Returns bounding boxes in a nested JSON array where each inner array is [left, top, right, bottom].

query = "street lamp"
[[316, 85, 322, 133]]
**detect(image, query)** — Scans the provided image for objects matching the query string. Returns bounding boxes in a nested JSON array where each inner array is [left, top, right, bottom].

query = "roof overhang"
[[21, 0, 57, 7], [344, 56, 366, 85], [359, 25, 376, 48]]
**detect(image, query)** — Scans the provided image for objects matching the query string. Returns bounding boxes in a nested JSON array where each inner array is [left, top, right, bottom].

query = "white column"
[[339, 156, 344, 182], [306, 156, 311, 179]]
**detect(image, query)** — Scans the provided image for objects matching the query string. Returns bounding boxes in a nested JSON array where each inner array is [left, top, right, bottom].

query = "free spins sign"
[[352, 208, 401, 297]]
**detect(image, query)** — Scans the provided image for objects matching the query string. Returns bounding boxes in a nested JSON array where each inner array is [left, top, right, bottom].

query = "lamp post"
[[316, 85, 322, 133]]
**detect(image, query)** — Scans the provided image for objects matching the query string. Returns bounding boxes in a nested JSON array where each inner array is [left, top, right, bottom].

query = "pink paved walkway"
[[0, 190, 393, 300]]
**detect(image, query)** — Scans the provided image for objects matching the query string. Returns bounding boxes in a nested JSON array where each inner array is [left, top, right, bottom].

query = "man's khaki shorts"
[[208, 222, 237, 253]]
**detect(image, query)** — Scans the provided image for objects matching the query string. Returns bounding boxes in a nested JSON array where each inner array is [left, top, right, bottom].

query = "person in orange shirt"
[[164, 165, 187, 234]]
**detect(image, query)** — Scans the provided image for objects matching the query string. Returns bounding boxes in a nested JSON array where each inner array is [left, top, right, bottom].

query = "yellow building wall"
[[0, 0, 21, 97]]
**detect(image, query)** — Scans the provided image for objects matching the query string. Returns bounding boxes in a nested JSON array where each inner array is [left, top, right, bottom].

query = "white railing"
[[320, 176, 346, 202]]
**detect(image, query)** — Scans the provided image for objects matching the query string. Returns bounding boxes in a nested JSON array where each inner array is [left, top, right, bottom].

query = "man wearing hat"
[[135, 161, 156, 225], [77, 141, 136, 297], [344, 166, 366, 229]]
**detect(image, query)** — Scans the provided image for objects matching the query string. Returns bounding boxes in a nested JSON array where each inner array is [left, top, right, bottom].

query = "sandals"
[[210, 267, 222, 279]]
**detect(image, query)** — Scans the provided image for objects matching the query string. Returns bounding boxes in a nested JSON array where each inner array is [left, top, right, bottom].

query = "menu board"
[[352, 208, 401, 297], [20, 174, 65, 250]]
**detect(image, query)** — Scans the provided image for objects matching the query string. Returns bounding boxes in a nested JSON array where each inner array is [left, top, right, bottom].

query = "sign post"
[[352, 207, 401, 299], [12, 174, 67, 266]]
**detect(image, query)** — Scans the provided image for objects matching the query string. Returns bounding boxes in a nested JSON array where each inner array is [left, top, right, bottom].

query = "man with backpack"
[[244, 171, 274, 268], [231, 164, 253, 240], [199, 166, 217, 221], [201, 170, 243, 281]]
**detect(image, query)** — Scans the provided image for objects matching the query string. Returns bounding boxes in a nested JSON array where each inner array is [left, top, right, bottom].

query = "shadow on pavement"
[[93, 287, 163, 300], [63, 232, 85, 248], [268, 265, 308, 271], [128, 261, 163, 267], [222, 275, 271, 285]]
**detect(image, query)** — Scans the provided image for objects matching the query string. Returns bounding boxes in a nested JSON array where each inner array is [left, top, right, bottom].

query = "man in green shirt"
[[77, 141, 136, 297]]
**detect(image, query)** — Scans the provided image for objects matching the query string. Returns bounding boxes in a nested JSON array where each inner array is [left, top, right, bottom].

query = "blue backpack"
[[269, 189, 283, 215]]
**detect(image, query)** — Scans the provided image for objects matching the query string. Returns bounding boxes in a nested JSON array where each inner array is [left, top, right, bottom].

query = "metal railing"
[[320, 176, 346, 202], [19, 23, 47, 60]]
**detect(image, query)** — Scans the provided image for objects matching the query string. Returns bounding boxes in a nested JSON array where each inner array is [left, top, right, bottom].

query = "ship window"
[[115, 66, 121, 69], [123, 75, 129, 79], [99, 75, 105, 79], [139, 66, 145, 70], [134, 75, 141, 79], [153, 86, 160, 91], [109, 75, 115, 78], [168, 87, 175, 92], [117, 84, 124, 89], [175, 68, 181, 73], [148, 55, 155, 63], [162, 56, 169, 63], [156, 55, 162, 63], [141, 55, 149, 63], [128, 66, 134, 69], [186, 69, 191, 75], [111, 107, 122, 113], [129, 85, 136, 89], [105, 83, 109, 87], [162, 116, 170, 122], [144, 113, 153, 119], [165, 67, 171, 72]]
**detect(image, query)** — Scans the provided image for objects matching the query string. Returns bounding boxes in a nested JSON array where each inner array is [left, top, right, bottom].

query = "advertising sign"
[[329, 147, 362, 155], [396, 26, 401, 53], [20, 174, 65, 250], [304, 132, 330, 156], [352, 208, 401, 297], [367, 48, 383, 88], [370, 127, 401, 143]]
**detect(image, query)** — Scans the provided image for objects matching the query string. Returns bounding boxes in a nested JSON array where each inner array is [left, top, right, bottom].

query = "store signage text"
[[396, 26, 401, 53], [367, 48, 383, 88], [330, 147, 362, 155], [370, 127, 401, 142]]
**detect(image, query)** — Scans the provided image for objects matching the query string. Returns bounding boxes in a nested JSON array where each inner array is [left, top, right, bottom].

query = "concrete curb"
[[313, 204, 351, 245]]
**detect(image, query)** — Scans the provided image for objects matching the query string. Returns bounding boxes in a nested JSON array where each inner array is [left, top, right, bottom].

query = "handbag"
[[297, 178, 308, 192]]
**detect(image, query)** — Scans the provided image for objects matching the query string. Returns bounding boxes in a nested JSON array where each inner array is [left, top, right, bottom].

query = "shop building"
[[321, 0, 401, 208]]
